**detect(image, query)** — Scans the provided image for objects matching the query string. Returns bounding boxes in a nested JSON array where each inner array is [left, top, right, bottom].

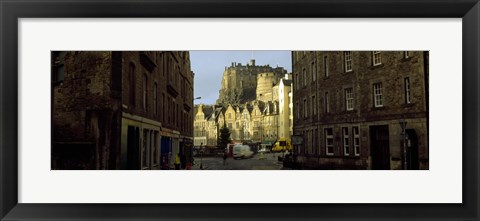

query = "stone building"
[[276, 77, 293, 140], [217, 59, 287, 105], [261, 101, 279, 145], [193, 104, 209, 146], [292, 51, 429, 170], [193, 104, 224, 147], [52, 51, 194, 170]]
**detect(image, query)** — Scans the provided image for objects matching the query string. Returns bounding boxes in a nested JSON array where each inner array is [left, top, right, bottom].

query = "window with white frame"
[[303, 98, 307, 118], [345, 88, 354, 111], [309, 130, 314, 154], [342, 127, 349, 156], [312, 95, 317, 116], [404, 77, 411, 104], [324, 56, 329, 77], [373, 83, 384, 107], [303, 68, 307, 87], [305, 130, 310, 154], [311, 61, 316, 82], [324, 92, 330, 113], [325, 128, 334, 156], [344, 51, 352, 72], [353, 127, 360, 156], [373, 51, 382, 66]]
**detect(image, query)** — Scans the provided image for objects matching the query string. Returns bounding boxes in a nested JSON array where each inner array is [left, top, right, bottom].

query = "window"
[[404, 77, 411, 104], [52, 51, 66, 83], [373, 83, 383, 107], [325, 128, 334, 156], [295, 72, 299, 89], [312, 95, 317, 116], [344, 51, 352, 72], [324, 92, 330, 113], [343, 127, 349, 156], [345, 88, 354, 111], [153, 83, 158, 115], [308, 130, 313, 154], [404, 51, 410, 59], [323, 55, 329, 77], [373, 51, 382, 66], [228, 123, 232, 129], [228, 113, 232, 119], [143, 74, 148, 111], [303, 98, 307, 118], [353, 127, 360, 156], [303, 68, 307, 87], [129, 63, 136, 107], [311, 61, 316, 82]]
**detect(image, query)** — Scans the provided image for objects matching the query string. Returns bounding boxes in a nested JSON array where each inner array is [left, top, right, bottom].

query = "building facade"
[[292, 51, 429, 170], [52, 51, 194, 170]]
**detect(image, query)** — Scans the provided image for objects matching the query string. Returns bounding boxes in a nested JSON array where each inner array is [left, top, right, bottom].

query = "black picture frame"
[[1, 0, 478, 220]]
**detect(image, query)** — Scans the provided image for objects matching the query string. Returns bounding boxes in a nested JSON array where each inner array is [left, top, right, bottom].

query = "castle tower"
[[256, 72, 282, 103], [217, 59, 287, 105]]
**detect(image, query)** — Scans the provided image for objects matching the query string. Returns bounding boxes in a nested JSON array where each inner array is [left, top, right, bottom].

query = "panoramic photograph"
[[51, 51, 429, 170]]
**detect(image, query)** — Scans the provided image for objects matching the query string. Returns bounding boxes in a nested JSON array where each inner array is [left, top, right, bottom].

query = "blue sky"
[[190, 51, 292, 105]]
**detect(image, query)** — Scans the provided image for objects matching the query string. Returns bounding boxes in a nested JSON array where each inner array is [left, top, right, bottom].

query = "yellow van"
[[272, 138, 292, 152]]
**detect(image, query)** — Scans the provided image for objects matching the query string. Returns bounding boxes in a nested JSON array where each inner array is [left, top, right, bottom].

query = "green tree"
[[217, 122, 232, 150]]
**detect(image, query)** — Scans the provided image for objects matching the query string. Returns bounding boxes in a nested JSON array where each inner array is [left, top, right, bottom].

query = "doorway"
[[127, 126, 140, 170], [406, 129, 419, 170], [370, 125, 390, 170]]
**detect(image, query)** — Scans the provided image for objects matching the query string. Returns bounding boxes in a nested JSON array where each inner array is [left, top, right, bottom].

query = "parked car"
[[258, 146, 270, 153], [233, 145, 254, 159]]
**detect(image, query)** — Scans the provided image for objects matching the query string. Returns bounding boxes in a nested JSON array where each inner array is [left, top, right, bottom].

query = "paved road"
[[191, 152, 285, 170]]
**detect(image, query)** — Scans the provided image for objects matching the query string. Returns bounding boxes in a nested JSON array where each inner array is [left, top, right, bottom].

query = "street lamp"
[[194, 96, 202, 169]]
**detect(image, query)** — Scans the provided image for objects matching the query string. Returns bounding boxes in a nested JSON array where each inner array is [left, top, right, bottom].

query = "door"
[[370, 125, 390, 170], [406, 129, 419, 170], [127, 126, 140, 170]]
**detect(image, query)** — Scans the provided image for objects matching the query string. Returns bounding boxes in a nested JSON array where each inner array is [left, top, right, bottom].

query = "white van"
[[233, 145, 254, 159]]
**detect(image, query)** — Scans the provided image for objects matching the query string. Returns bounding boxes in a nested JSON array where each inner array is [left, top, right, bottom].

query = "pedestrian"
[[174, 153, 181, 170], [223, 151, 228, 166], [161, 155, 169, 170]]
